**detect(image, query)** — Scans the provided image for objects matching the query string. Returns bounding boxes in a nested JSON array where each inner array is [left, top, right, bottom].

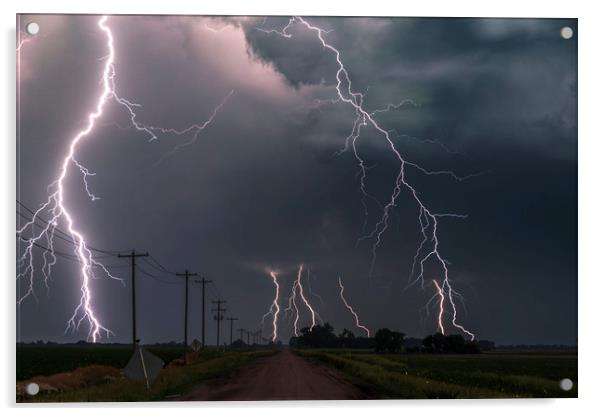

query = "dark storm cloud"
[[17, 15, 576, 346], [244, 17, 576, 157]]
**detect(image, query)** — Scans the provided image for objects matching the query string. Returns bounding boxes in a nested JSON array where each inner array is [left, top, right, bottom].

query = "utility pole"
[[117, 250, 149, 350], [176, 269, 197, 350], [254, 330, 261, 345], [246, 330, 250, 345], [195, 277, 212, 348], [238, 328, 245, 343], [256, 330, 263, 345], [226, 317, 238, 346], [211, 300, 226, 347]]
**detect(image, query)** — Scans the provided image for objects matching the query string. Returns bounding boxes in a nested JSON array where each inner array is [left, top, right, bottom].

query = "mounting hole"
[[25, 382, 39, 396], [25, 22, 40, 36], [560, 26, 573, 40], [559, 378, 573, 391]]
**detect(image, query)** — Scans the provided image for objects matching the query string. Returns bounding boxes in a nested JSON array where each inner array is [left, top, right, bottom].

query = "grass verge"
[[296, 350, 577, 399]]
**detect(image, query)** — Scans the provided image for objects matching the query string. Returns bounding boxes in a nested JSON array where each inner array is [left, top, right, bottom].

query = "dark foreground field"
[[299, 350, 577, 398], [17, 346, 274, 402], [17, 344, 185, 381], [16, 345, 577, 401]]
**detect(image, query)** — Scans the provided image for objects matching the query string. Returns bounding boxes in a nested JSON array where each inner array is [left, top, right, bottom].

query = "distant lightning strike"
[[295, 264, 318, 329], [261, 271, 281, 342], [261, 17, 475, 340], [338, 277, 370, 337], [17, 15, 232, 342], [284, 264, 321, 336], [284, 273, 301, 336]]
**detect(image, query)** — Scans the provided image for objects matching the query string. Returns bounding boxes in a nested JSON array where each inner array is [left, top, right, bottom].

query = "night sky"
[[16, 15, 577, 345]]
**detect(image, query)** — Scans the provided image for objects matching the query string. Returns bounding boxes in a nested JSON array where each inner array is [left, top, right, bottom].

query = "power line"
[[16, 200, 122, 255], [140, 255, 178, 276], [16, 236, 128, 268], [16, 211, 117, 258], [137, 266, 182, 285]]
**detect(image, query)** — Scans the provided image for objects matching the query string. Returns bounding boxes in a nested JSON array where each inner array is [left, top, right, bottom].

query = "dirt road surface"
[[179, 349, 367, 401]]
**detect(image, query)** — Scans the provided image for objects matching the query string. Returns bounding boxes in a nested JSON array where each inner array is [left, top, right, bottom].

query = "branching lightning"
[[17, 15, 233, 341], [284, 264, 321, 336], [338, 277, 370, 337], [283, 272, 301, 336], [17, 14, 476, 342], [260, 17, 475, 340]]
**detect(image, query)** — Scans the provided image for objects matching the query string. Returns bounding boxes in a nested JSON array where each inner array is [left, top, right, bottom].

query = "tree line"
[[288, 323, 489, 353]]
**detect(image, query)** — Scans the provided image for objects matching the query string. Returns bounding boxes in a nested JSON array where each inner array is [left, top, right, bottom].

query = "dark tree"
[[422, 333, 481, 353], [290, 323, 339, 348], [374, 328, 405, 353], [338, 329, 356, 348]]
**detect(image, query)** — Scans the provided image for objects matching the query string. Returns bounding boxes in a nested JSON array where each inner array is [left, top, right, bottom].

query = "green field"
[[17, 344, 185, 381], [298, 350, 577, 399]]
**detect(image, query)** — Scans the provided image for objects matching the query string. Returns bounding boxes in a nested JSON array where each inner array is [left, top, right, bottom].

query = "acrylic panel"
[[16, 14, 577, 402]]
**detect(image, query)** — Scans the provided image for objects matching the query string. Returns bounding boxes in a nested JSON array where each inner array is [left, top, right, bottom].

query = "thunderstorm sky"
[[17, 15, 577, 345]]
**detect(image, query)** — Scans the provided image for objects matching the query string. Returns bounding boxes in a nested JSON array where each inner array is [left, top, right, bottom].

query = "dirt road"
[[180, 349, 367, 401]]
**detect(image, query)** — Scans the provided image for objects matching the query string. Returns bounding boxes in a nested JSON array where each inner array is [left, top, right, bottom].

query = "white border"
[[2, 0, 600, 415]]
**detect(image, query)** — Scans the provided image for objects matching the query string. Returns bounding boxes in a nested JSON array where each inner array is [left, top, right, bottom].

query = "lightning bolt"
[[283, 273, 301, 336], [432, 279, 446, 334], [306, 269, 325, 306], [204, 23, 229, 33], [16, 15, 233, 342], [259, 17, 475, 340], [154, 90, 234, 165], [284, 264, 321, 336], [295, 264, 319, 329], [261, 270, 281, 342], [338, 277, 370, 337]]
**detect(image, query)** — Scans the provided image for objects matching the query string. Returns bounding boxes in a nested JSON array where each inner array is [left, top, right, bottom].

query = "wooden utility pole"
[[195, 277, 212, 348], [211, 300, 226, 347], [176, 269, 198, 349], [226, 317, 238, 346], [117, 250, 149, 350]]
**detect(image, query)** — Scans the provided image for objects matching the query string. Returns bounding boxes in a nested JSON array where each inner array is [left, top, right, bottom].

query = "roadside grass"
[[384, 353, 578, 382], [380, 353, 577, 398], [17, 344, 185, 380], [297, 350, 577, 399], [19, 350, 274, 402]]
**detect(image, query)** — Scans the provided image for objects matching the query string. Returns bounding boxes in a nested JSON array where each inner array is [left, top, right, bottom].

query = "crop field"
[[298, 350, 578, 399], [17, 344, 186, 381]]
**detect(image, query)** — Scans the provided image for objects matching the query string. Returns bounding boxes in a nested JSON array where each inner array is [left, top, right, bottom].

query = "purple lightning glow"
[[260, 17, 475, 340], [17, 15, 232, 342], [338, 277, 370, 337]]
